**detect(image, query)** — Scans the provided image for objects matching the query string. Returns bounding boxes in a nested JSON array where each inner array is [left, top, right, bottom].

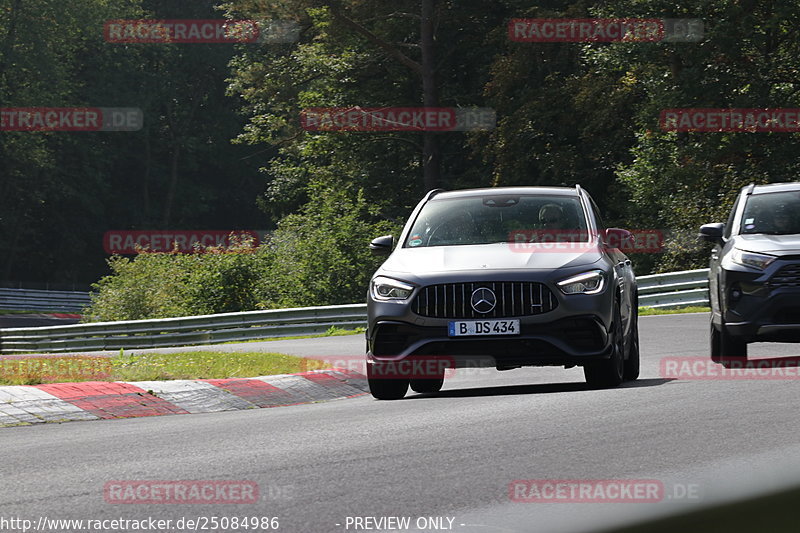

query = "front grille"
[[411, 281, 557, 319], [769, 264, 800, 288]]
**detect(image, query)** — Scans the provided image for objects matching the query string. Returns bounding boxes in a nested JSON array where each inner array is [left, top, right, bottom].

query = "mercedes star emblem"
[[470, 287, 497, 313]]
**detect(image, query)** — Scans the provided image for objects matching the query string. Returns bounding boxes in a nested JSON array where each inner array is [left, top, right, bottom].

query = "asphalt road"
[[3, 313, 800, 533]]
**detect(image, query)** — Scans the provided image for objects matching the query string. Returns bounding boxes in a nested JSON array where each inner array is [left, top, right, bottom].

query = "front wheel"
[[623, 309, 640, 381], [710, 320, 747, 367], [367, 362, 409, 400], [410, 375, 444, 394], [584, 302, 625, 388]]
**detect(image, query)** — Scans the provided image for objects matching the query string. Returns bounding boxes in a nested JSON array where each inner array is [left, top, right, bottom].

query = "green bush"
[[84, 238, 272, 322], [261, 179, 400, 308], [84, 253, 194, 321], [84, 184, 401, 321], [183, 247, 271, 315]]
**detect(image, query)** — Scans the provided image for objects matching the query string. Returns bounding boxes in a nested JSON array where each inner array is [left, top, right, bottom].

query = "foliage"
[[6, 0, 800, 309], [84, 239, 272, 321], [259, 173, 401, 308], [0, 0, 269, 285], [85, 188, 398, 319], [589, 0, 800, 271]]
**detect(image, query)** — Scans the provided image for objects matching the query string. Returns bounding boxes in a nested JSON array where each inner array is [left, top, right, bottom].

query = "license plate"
[[448, 319, 520, 337]]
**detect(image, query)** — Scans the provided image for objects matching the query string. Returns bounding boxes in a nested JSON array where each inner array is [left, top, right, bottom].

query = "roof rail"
[[745, 183, 756, 196], [425, 188, 445, 200]]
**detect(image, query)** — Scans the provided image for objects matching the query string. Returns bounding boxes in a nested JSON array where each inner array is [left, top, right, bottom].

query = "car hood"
[[734, 234, 800, 255], [380, 243, 603, 274]]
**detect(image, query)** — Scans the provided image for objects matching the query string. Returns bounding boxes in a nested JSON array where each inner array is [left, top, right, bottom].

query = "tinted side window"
[[589, 198, 605, 231]]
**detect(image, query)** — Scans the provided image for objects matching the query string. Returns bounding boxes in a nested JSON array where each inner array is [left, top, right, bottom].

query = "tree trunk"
[[143, 130, 151, 225], [420, 0, 440, 191], [162, 145, 180, 228], [0, 0, 24, 279]]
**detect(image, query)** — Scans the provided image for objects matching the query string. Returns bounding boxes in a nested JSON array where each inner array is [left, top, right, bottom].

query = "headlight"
[[371, 276, 415, 301], [730, 249, 776, 270], [557, 270, 605, 295]]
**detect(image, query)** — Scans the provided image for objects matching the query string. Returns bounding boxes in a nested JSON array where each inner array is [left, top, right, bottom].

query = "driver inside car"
[[539, 203, 566, 230]]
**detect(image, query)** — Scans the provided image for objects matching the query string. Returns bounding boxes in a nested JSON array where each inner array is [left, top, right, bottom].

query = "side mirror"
[[369, 235, 394, 256], [603, 228, 634, 250], [699, 223, 725, 244]]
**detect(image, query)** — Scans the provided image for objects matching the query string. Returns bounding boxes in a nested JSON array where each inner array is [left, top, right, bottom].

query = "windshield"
[[404, 195, 589, 247], [740, 191, 800, 235]]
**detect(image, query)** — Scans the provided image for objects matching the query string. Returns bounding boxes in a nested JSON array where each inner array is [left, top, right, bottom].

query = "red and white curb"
[[0, 369, 367, 427]]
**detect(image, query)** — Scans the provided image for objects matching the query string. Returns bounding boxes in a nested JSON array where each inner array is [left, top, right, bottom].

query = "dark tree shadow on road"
[[406, 378, 672, 399]]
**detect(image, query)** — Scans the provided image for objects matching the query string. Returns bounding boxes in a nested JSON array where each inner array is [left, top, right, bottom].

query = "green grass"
[[218, 326, 365, 344], [639, 306, 710, 316], [0, 351, 329, 386]]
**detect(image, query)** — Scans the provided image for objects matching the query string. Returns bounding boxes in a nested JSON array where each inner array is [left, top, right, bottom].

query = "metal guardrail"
[[637, 268, 709, 308], [0, 304, 368, 354], [0, 288, 92, 313], [0, 270, 710, 354]]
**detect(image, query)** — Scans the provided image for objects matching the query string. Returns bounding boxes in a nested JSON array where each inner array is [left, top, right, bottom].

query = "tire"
[[623, 306, 640, 381], [367, 362, 409, 400], [584, 301, 625, 388], [410, 375, 445, 394], [710, 320, 747, 367], [710, 321, 722, 364]]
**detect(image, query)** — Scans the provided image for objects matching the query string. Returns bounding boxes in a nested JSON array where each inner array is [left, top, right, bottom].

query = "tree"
[[593, 0, 800, 270], [222, 0, 509, 223]]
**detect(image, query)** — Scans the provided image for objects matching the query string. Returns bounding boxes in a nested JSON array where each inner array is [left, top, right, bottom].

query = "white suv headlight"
[[730, 249, 776, 270], [557, 270, 605, 295], [371, 276, 415, 301]]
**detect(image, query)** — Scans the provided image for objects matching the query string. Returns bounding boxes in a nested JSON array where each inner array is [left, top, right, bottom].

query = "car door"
[[588, 195, 635, 332]]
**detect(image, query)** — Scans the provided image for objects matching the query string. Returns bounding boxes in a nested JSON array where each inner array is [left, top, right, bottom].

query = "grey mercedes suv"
[[365, 186, 640, 399]]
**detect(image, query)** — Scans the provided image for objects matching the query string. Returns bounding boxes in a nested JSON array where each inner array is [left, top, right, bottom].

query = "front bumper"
[[367, 269, 622, 367], [720, 262, 800, 342], [367, 315, 612, 368]]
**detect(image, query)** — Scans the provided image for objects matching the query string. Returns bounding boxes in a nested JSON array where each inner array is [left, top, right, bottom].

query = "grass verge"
[[220, 326, 365, 344], [639, 306, 710, 316], [0, 351, 331, 386]]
